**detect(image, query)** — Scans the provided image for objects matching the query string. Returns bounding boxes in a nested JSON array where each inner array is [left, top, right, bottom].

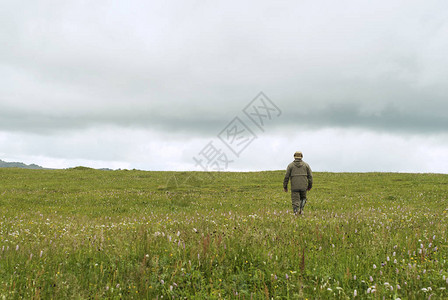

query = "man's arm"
[[283, 165, 291, 192], [307, 165, 313, 191]]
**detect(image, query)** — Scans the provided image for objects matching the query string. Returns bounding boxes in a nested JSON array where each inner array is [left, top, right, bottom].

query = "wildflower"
[[353, 275, 357, 280], [354, 289, 357, 297], [161, 280, 164, 285], [40, 250, 43, 258], [369, 276, 373, 282], [394, 259, 397, 264], [393, 251, 396, 256], [15, 245, 19, 251], [387, 256, 390, 262], [170, 285, 173, 291], [285, 274, 289, 280], [397, 284, 401, 290], [373, 264, 377, 269]]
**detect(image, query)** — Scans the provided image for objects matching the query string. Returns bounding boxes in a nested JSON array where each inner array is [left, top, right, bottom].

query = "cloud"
[[2, 127, 448, 173], [1, 0, 448, 172]]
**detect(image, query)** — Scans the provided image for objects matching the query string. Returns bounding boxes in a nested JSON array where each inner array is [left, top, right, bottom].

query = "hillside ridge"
[[0, 159, 44, 169]]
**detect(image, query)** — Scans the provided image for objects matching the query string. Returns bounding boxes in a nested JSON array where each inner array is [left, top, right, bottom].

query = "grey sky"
[[1, 0, 448, 172]]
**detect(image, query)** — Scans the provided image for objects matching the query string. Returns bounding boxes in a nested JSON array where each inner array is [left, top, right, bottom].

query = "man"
[[283, 151, 313, 215]]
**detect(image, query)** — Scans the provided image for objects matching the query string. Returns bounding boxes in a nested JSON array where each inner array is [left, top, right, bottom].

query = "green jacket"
[[283, 158, 313, 192]]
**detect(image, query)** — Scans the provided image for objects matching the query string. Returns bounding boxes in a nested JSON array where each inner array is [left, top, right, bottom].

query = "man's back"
[[283, 152, 313, 215], [284, 158, 312, 192]]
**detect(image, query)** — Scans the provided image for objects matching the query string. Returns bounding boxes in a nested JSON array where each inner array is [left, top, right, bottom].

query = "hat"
[[294, 151, 303, 158]]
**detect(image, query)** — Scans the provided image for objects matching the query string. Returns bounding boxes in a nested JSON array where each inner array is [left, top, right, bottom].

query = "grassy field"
[[0, 168, 447, 299]]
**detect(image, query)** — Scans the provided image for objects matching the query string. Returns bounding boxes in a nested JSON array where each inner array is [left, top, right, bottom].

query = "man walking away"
[[283, 151, 313, 215]]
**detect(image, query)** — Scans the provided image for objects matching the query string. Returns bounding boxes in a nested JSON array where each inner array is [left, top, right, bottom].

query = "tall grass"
[[0, 168, 447, 298]]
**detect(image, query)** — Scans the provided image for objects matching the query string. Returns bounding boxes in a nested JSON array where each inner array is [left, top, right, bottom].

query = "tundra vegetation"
[[0, 168, 447, 299]]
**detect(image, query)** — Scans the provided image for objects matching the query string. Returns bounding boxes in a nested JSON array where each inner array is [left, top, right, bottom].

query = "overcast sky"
[[1, 0, 448, 173]]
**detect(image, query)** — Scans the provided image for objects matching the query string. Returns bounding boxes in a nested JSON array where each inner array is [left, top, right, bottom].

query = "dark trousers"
[[291, 190, 307, 213]]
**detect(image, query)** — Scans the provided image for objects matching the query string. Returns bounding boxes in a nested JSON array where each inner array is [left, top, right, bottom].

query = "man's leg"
[[291, 191, 300, 214], [298, 190, 307, 214]]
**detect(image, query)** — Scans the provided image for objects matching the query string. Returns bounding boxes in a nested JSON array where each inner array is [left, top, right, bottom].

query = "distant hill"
[[0, 159, 45, 169]]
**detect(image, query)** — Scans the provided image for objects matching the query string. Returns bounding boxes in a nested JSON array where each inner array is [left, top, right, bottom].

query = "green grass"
[[0, 168, 447, 299]]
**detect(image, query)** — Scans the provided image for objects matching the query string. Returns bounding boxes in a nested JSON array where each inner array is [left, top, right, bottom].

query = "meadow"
[[0, 168, 447, 299]]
